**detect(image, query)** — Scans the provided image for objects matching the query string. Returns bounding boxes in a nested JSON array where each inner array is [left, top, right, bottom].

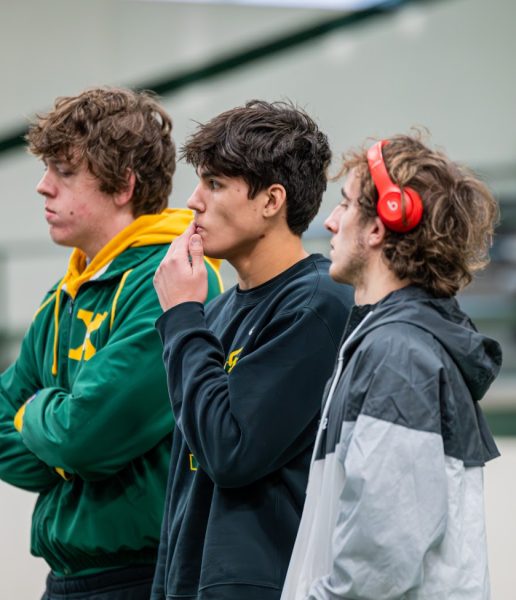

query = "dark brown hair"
[[336, 133, 499, 296], [181, 99, 331, 235], [26, 87, 176, 217]]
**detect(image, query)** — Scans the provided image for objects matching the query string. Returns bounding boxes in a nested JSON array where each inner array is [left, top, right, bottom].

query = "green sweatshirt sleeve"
[[5, 252, 222, 484], [0, 325, 60, 492], [16, 267, 174, 481]]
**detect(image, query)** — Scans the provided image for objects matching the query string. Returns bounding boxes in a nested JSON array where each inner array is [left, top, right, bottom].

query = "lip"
[[44, 208, 57, 222]]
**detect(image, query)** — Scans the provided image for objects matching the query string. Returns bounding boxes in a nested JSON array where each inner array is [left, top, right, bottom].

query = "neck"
[[354, 255, 410, 305], [231, 230, 308, 290], [83, 212, 135, 260]]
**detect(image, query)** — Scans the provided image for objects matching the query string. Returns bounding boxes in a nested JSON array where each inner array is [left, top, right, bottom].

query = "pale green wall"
[[1, 1, 515, 596]]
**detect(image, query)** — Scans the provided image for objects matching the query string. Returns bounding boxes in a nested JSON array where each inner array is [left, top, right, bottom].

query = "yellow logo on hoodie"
[[224, 347, 243, 373], [68, 309, 108, 361]]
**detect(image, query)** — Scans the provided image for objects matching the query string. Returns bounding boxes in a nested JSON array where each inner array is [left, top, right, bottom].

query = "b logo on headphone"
[[366, 140, 423, 233]]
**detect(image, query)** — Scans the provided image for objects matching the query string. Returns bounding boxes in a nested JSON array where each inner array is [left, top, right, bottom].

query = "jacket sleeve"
[[156, 300, 341, 488], [307, 334, 449, 600], [0, 324, 60, 492], [15, 268, 174, 481]]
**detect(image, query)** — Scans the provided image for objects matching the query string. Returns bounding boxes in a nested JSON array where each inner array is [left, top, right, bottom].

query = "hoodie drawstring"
[[52, 277, 66, 376]]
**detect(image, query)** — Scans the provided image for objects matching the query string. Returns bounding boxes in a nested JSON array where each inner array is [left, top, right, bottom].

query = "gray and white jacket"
[[281, 285, 501, 600]]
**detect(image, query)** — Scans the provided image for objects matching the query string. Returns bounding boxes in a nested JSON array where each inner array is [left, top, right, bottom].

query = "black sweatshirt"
[[152, 254, 353, 600]]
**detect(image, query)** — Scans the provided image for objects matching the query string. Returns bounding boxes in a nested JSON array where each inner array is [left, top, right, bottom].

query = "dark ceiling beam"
[[0, 0, 438, 156]]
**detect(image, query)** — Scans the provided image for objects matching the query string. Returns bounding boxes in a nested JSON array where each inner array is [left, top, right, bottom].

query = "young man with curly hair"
[[0, 87, 221, 599], [152, 100, 354, 600], [281, 134, 502, 600]]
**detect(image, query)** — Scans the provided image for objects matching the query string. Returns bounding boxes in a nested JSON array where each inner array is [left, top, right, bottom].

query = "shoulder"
[[274, 254, 353, 314], [264, 256, 354, 346], [279, 256, 353, 343], [205, 283, 237, 313], [104, 247, 166, 318], [308, 255, 354, 310], [359, 321, 445, 369], [108, 245, 167, 283], [343, 322, 448, 433], [351, 322, 449, 397]]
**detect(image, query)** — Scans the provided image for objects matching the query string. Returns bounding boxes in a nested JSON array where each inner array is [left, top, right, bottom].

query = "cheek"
[[216, 207, 241, 231]]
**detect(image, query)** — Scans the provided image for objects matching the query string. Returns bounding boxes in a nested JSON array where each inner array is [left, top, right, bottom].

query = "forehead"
[[341, 168, 361, 200], [45, 147, 83, 166], [198, 166, 230, 179], [198, 168, 249, 188]]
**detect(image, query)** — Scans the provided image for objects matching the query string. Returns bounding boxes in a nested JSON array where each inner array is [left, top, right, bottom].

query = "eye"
[[208, 178, 221, 190], [57, 167, 74, 178], [53, 161, 75, 177]]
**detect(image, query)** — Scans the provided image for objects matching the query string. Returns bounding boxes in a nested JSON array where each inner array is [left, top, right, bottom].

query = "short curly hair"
[[336, 133, 499, 297], [26, 86, 176, 217], [181, 99, 331, 236]]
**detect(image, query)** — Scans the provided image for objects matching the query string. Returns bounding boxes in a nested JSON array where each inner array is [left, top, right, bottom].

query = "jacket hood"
[[348, 285, 502, 401], [47, 208, 222, 377], [62, 208, 194, 298]]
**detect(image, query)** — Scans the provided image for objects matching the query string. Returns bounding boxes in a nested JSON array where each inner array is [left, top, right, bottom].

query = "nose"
[[36, 168, 56, 198], [186, 183, 205, 213], [324, 206, 339, 234]]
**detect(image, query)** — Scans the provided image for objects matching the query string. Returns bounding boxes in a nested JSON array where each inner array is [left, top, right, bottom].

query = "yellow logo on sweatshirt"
[[68, 310, 108, 361], [189, 453, 199, 471], [224, 347, 243, 373]]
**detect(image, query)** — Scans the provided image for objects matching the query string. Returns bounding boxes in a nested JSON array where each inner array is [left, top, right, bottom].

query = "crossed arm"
[[0, 268, 173, 487]]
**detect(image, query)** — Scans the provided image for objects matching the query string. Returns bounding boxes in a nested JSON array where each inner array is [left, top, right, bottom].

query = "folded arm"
[[157, 301, 338, 488], [0, 326, 60, 492], [15, 271, 173, 481]]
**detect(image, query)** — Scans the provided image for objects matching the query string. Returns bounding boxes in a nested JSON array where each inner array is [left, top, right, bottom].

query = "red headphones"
[[366, 140, 423, 233]]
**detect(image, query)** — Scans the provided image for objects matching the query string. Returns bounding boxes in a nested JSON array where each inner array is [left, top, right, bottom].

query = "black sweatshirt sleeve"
[[156, 300, 340, 488]]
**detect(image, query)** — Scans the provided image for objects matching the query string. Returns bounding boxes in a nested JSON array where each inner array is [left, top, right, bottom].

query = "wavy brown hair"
[[26, 87, 176, 217], [335, 133, 499, 297]]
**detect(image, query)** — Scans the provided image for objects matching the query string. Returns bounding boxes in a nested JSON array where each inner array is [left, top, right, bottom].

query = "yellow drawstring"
[[110, 269, 133, 330], [32, 291, 57, 322], [51, 277, 66, 376]]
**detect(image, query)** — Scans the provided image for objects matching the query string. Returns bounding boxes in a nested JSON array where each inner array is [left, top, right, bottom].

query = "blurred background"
[[1, 0, 515, 596]]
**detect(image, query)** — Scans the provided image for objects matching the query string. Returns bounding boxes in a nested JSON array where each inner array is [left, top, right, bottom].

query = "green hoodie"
[[0, 208, 222, 575]]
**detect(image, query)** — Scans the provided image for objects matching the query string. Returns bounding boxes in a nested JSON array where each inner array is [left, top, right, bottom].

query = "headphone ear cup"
[[367, 140, 424, 233], [376, 187, 423, 233], [377, 190, 403, 228]]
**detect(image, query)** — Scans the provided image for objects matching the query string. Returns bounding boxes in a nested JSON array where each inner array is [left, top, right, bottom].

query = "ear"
[[262, 183, 287, 218], [113, 169, 136, 208], [367, 216, 387, 249]]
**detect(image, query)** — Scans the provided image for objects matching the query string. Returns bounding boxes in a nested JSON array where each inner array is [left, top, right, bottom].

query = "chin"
[[201, 244, 225, 260], [329, 264, 350, 285], [329, 262, 342, 281], [49, 233, 73, 248]]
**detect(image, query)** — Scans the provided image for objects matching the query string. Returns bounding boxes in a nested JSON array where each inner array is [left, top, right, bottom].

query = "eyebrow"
[[198, 168, 219, 180], [340, 189, 353, 202], [46, 157, 75, 168]]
